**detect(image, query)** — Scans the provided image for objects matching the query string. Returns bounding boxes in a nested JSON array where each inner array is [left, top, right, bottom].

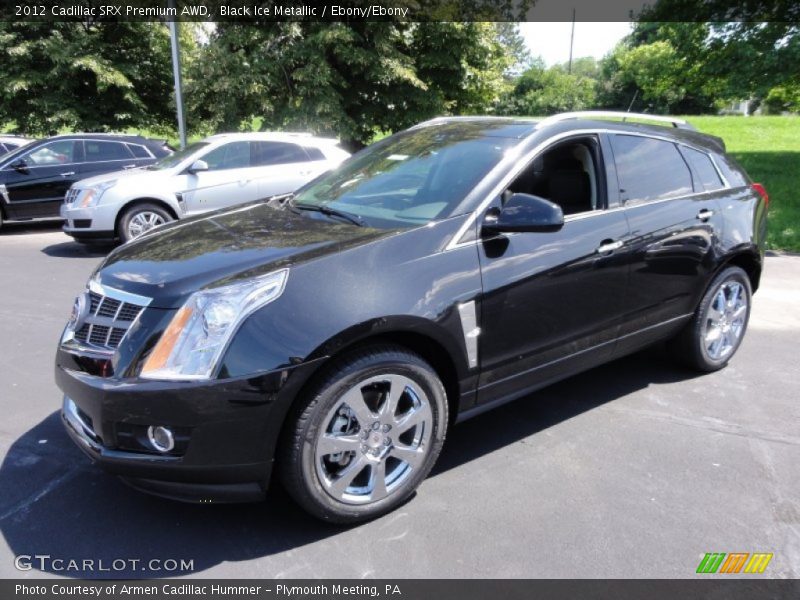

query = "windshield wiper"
[[292, 202, 365, 227]]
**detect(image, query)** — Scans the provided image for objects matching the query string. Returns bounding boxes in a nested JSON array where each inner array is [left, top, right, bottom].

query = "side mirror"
[[10, 159, 28, 173], [482, 193, 564, 234], [187, 159, 209, 174]]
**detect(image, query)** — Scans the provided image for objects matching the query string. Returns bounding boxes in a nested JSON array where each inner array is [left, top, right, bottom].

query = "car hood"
[[93, 201, 393, 308], [75, 167, 173, 188]]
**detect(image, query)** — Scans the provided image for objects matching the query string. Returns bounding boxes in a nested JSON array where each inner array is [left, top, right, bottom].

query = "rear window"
[[84, 141, 134, 161], [251, 142, 310, 166], [610, 135, 693, 203], [126, 144, 152, 159], [303, 146, 326, 161], [680, 146, 724, 192]]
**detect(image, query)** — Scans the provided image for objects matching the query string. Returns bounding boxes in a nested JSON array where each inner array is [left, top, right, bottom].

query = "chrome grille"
[[66, 286, 147, 353], [65, 188, 80, 204]]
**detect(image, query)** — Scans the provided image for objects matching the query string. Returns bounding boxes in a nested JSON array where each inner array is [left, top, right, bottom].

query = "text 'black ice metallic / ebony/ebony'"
[[56, 112, 768, 523]]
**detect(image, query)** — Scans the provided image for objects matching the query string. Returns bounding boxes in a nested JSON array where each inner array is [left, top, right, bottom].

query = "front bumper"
[[61, 201, 118, 240], [56, 356, 323, 502]]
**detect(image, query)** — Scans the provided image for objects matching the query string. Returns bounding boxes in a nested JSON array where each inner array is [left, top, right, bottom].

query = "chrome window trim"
[[88, 279, 153, 307], [445, 127, 733, 251], [708, 153, 731, 188]]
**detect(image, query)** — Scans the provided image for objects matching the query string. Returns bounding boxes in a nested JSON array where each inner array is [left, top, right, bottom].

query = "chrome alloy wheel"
[[704, 280, 747, 361], [315, 374, 433, 505], [127, 211, 166, 239]]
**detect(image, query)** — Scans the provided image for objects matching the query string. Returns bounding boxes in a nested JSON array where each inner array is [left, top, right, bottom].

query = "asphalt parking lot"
[[0, 220, 798, 579]]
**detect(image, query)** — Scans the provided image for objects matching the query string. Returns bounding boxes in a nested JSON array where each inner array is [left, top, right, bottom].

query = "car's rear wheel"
[[280, 345, 448, 523], [118, 202, 173, 243], [669, 266, 752, 372]]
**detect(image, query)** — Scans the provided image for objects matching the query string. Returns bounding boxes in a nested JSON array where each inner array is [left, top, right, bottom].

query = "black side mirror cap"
[[483, 193, 564, 234], [10, 159, 28, 173]]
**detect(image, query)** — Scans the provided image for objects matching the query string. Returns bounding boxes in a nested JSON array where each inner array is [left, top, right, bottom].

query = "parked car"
[[61, 132, 351, 244], [0, 135, 34, 157], [0, 134, 170, 230], [56, 112, 768, 523]]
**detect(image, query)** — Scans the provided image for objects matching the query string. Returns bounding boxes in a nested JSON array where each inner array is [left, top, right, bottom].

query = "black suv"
[[55, 112, 768, 523], [0, 133, 170, 229]]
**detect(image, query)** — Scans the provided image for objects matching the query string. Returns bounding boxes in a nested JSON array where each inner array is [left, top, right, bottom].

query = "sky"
[[519, 22, 633, 67]]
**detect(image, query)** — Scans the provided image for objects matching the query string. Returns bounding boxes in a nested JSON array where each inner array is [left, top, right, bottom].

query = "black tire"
[[280, 345, 448, 524], [117, 202, 173, 243], [669, 266, 752, 372]]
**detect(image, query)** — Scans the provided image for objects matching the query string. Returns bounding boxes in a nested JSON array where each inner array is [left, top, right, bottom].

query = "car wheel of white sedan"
[[118, 202, 173, 243]]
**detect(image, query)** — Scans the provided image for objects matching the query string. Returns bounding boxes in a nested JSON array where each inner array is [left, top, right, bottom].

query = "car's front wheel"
[[118, 202, 173, 243], [670, 265, 752, 372], [281, 346, 448, 523]]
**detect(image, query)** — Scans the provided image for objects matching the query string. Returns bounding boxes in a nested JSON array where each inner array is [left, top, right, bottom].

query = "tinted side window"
[[303, 146, 326, 161], [0, 144, 7, 154], [202, 142, 251, 170], [25, 140, 79, 165], [84, 141, 134, 161], [126, 143, 152, 159], [610, 135, 693, 202], [251, 142, 310, 166], [680, 146, 724, 191]]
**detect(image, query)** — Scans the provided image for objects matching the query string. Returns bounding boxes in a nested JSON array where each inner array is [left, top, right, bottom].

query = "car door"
[[252, 141, 318, 199], [2, 139, 83, 219], [81, 140, 139, 179], [181, 141, 260, 214], [476, 134, 631, 406], [608, 134, 725, 342]]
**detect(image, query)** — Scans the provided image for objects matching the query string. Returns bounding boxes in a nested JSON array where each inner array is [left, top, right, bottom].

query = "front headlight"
[[78, 180, 117, 208], [140, 269, 289, 381]]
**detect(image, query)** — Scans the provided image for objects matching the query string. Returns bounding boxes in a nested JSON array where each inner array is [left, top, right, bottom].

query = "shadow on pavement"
[[41, 240, 113, 258], [0, 344, 700, 578], [0, 219, 64, 236]]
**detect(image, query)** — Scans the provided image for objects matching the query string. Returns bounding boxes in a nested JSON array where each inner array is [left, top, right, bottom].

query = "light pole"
[[168, 0, 187, 149]]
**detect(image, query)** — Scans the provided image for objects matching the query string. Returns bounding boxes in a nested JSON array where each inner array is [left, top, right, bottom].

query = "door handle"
[[122, 164, 137, 170], [60, 171, 75, 177], [696, 209, 714, 220], [597, 239, 623, 254]]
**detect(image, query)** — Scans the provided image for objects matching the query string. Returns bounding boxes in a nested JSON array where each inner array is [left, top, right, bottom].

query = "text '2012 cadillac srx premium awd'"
[[56, 112, 768, 523]]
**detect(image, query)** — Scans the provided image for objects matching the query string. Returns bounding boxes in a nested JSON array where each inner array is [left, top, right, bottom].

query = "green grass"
[[683, 115, 800, 252]]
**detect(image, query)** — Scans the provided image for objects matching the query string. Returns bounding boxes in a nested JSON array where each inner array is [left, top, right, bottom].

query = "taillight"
[[752, 183, 769, 208]]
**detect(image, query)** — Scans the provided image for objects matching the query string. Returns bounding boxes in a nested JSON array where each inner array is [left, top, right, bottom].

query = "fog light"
[[147, 425, 175, 453]]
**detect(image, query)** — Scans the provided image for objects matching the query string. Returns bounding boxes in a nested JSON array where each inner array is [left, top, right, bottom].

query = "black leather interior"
[[548, 169, 591, 215]]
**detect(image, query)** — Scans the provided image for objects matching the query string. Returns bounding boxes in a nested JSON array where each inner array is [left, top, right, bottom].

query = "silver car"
[[62, 132, 350, 244]]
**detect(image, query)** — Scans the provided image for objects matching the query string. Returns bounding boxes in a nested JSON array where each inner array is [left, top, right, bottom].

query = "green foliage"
[[598, 17, 800, 113], [763, 85, 800, 114], [0, 22, 192, 135], [186, 22, 516, 148], [496, 61, 597, 116]]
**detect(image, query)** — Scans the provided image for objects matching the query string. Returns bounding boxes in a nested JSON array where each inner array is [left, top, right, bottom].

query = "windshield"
[[146, 141, 208, 170], [0, 141, 37, 167], [292, 124, 516, 228]]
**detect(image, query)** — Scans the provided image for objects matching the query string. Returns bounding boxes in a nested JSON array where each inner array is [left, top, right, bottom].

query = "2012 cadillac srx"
[[56, 112, 768, 523]]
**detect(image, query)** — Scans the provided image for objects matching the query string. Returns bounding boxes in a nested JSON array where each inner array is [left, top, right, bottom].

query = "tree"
[[496, 61, 597, 116], [186, 22, 515, 148], [0, 21, 188, 135], [628, 4, 800, 109]]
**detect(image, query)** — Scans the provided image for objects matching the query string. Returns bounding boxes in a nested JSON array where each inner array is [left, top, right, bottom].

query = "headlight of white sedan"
[[141, 269, 289, 381]]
